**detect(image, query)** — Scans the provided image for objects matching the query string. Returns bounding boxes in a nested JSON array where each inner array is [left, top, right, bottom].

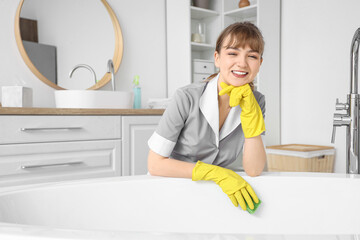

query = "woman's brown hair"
[[206, 22, 265, 91]]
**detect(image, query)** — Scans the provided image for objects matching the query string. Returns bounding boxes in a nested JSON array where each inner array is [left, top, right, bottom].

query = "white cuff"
[[148, 132, 176, 157]]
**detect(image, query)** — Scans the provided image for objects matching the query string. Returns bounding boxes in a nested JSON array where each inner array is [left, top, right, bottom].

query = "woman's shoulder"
[[253, 90, 265, 108], [165, 81, 207, 116], [174, 81, 208, 100], [253, 90, 265, 101], [178, 81, 207, 92]]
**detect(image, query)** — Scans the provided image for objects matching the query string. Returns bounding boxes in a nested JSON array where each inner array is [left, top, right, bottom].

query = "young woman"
[[147, 22, 266, 211]]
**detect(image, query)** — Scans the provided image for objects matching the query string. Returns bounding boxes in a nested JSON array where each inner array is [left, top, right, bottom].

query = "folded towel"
[[147, 98, 172, 109]]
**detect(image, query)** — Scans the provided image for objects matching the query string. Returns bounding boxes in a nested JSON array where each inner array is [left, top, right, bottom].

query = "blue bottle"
[[133, 75, 141, 109]]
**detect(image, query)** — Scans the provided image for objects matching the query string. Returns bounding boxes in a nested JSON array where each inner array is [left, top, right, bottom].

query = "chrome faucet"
[[107, 59, 115, 91], [332, 28, 360, 174], [69, 64, 97, 85]]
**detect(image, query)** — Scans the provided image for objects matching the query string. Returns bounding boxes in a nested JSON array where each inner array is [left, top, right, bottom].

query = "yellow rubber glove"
[[219, 82, 265, 138], [192, 161, 259, 210]]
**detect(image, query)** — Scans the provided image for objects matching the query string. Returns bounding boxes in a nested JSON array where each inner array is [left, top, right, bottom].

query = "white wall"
[[0, 0, 167, 107], [281, 0, 360, 173], [110, 0, 167, 105]]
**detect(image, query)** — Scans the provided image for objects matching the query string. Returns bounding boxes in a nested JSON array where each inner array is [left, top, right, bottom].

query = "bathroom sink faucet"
[[332, 28, 360, 174], [107, 59, 115, 91], [69, 64, 97, 85]]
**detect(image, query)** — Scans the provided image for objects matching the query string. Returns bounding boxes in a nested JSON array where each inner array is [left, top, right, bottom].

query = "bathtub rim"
[[0, 171, 359, 196], [0, 172, 359, 239]]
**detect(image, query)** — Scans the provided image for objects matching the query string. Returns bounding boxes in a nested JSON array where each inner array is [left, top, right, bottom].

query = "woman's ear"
[[214, 51, 220, 68], [260, 57, 263, 65]]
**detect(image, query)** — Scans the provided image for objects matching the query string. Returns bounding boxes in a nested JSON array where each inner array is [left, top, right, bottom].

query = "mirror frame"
[[14, 0, 123, 90]]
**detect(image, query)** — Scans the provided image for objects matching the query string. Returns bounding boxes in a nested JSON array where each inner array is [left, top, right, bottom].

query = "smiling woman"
[[14, 0, 123, 90]]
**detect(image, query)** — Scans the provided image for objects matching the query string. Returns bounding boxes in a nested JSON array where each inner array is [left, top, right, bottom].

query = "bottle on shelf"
[[193, 0, 210, 9], [132, 75, 141, 109]]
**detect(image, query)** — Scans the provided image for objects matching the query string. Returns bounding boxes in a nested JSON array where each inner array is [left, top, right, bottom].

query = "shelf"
[[191, 42, 215, 51], [190, 6, 219, 20], [224, 5, 257, 19]]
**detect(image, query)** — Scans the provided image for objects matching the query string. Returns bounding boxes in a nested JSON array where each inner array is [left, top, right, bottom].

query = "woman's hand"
[[192, 161, 259, 210], [219, 82, 265, 138]]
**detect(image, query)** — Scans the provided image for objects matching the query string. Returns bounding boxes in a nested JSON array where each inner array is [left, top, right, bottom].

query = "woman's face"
[[214, 40, 263, 87]]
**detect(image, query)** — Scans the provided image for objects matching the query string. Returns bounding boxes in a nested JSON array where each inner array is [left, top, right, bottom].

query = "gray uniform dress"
[[148, 74, 265, 168]]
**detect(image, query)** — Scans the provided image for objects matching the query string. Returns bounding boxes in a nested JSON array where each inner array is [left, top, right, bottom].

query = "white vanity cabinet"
[[121, 115, 162, 176], [0, 115, 122, 187], [0, 112, 163, 186]]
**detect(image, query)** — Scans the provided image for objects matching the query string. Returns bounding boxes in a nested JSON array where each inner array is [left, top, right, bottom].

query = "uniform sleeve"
[[148, 89, 191, 157], [255, 92, 266, 136], [255, 93, 267, 148], [257, 93, 265, 120]]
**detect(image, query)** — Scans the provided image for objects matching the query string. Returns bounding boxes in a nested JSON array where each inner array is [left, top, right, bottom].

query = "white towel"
[[147, 98, 172, 109]]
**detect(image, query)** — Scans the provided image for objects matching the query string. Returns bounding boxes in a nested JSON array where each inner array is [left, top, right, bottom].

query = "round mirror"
[[14, 0, 123, 90]]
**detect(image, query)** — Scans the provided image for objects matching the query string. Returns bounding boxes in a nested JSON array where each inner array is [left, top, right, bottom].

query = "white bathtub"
[[0, 172, 359, 240]]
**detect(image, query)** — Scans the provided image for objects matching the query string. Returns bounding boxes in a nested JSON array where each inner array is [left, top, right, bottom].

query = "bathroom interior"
[[0, 0, 359, 239]]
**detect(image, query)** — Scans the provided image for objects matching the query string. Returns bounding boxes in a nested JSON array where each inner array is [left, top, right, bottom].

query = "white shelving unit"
[[190, 3, 220, 61], [224, 5, 257, 18], [190, 6, 218, 19], [191, 42, 214, 51]]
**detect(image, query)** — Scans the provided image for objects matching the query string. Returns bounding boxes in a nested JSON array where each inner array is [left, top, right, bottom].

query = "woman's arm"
[[242, 135, 266, 177], [147, 150, 195, 178], [148, 135, 266, 178]]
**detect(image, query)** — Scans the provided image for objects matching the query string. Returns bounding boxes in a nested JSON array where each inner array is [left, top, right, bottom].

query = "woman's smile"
[[231, 70, 248, 78]]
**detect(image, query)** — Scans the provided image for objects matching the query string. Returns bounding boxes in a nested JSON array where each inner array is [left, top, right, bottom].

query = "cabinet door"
[[0, 139, 121, 187], [122, 116, 161, 176]]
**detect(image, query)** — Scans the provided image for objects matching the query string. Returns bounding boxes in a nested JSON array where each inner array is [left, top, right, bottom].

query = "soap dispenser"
[[133, 75, 141, 109]]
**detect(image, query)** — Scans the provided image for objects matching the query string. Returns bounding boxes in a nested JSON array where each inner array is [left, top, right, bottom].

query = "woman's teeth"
[[232, 70, 248, 77]]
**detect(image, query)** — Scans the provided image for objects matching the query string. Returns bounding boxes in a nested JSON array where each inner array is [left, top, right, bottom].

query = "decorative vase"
[[193, 0, 210, 9], [238, 0, 250, 8]]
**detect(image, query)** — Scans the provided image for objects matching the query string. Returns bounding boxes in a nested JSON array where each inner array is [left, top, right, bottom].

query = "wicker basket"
[[266, 144, 335, 172]]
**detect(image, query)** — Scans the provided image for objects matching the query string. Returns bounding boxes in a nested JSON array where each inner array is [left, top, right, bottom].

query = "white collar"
[[199, 74, 242, 148]]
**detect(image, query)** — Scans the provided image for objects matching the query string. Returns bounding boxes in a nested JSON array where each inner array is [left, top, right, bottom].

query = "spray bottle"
[[133, 75, 141, 109]]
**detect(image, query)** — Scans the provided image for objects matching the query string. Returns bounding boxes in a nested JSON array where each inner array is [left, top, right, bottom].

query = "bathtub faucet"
[[331, 28, 360, 174]]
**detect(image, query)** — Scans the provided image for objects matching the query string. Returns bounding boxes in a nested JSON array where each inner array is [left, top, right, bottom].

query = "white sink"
[[54, 90, 134, 109]]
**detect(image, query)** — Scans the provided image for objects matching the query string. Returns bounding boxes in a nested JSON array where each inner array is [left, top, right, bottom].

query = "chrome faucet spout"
[[332, 28, 360, 174], [69, 64, 97, 85], [350, 28, 360, 94], [107, 59, 115, 91]]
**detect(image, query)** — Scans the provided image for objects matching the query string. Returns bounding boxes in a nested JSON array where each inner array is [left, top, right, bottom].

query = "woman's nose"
[[236, 55, 247, 68]]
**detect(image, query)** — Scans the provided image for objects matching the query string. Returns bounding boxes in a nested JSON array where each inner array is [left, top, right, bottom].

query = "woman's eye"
[[249, 55, 258, 59], [228, 52, 237, 56]]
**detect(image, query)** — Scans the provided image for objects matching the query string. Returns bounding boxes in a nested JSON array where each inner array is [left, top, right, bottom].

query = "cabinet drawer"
[[0, 140, 121, 187], [0, 116, 121, 144], [193, 73, 210, 83], [193, 60, 214, 74]]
